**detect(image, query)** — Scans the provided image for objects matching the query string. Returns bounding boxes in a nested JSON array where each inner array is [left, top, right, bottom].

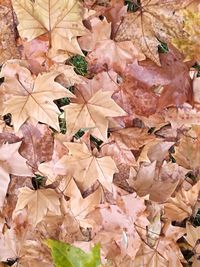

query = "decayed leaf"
[[19, 123, 54, 170], [174, 125, 200, 170], [64, 82, 126, 141], [57, 142, 118, 192], [0, 3, 20, 64], [173, 9, 200, 61], [115, 0, 189, 65], [135, 221, 186, 267], [121, 46, 192, 113], [12, 0, 88, 60], [164, 180, 200, 221], [0, 141, 32, 210], [45, 239, 101, 267], [14, 187, 61, 226], [0, 60, 75, 132]]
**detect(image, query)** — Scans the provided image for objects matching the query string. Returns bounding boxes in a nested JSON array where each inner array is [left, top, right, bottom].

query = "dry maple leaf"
[[64, 82, 126, 141], [0, 60, 75, 132], [135, 221, 186, 267], [129, 161, 187, 202], [115, 0, 190, 65], [57, 142, 118, 192], [12, 0, 88, 61], [14, 187, 61, 226], [61, 177, 102, 227], [0, 141, 32, 210], [174, 125, 200, 171], [87, 193, 149, 264], [79, 17, 145, 73], [164, 180, 200, 221]]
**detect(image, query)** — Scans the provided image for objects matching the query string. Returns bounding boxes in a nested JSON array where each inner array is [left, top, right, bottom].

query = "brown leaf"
[[19, 123, 54, 170], [0, 3, 20, 64], [164, 180, 200, 221]]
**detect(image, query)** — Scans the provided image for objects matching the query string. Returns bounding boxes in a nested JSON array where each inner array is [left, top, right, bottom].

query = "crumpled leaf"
[[80, 17, 144, 73], [0, 141, 32, 210], [164, 180, 200, 221], [13, 187, 61, 226], [174, 125, 200, 170], [0, 60, 75, 132], [45, 239, 101, 267], [12, 0, 88, 61], [115, 0, 190, 65], [129, 161, 187, 202]]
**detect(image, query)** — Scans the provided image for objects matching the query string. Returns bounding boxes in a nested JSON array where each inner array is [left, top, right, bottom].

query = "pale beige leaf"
[[14, 187, 61, 226], [12, 0, 88, 60], [0, 60, 75, 132], [57, 142, 118, 192], [64, 89, 126, 141]]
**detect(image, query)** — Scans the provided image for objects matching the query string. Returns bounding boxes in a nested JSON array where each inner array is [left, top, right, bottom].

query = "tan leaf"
[[115, 0, 189, 65], [129, 161, 187, 202], [87, 193, 148, 262], [174, 125, 200, 170], [64, 85, 126, 141], [110, 127, 155, 150], [0, 60, 75, 132], [14, 187, 61, 226], [12, 0, 88, 60], [164, 180, 200, 221], [57, 142, 119, 192], [185, 223, 200, 248], [62, 178, 102, 227]]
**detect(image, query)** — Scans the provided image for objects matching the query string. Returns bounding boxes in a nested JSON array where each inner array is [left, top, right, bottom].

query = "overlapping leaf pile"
[[0, 0, 200, 266]]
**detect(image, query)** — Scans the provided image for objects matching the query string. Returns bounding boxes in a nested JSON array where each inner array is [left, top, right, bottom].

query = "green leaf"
[[44, 239, 101, 267]]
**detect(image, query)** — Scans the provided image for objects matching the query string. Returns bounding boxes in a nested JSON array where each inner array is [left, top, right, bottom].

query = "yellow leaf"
[[12, 0, 88, 60], [173, 9, 200, 61]]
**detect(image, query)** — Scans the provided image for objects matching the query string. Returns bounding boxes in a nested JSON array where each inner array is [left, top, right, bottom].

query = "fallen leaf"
[[64, 83, 126, 141], [115, 0, 189, 65], [164, 180, 200, 221], [45, 239, 101, 267], [0, 60, 75, 132], [14, 187, 61, 226], [12, 0, 88, 61], [57, 142, 118, 192], [0, 141, 32, 210]]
